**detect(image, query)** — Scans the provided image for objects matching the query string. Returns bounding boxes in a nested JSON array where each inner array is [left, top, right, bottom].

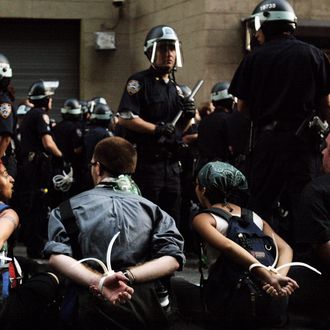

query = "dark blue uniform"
[[197, 110, 231, 172], [16, 107, 53, 258], [118, 67, 183, 223], [53, 119, 84, 198], [229, 35, 330, 240], [0, 91, 15, 175]]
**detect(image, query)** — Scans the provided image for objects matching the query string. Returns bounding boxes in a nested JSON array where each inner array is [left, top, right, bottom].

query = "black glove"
[[155, 122, 176, 139], [183, 97, 196, 119]]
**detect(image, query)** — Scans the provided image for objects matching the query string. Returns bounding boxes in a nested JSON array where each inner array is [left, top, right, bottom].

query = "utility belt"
[[22, 151, 50, 163], [138, 146, 178, 163]]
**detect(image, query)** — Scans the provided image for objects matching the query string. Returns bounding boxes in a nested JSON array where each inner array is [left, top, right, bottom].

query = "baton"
[[172, 79, 204, 126], [158, 79, 204, 143]]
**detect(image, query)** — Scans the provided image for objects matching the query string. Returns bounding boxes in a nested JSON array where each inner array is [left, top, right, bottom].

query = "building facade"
[[1, 0, 330, 116]]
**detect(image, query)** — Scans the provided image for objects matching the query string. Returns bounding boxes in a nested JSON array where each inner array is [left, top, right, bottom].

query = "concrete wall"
[[2, 0, 330, 110]]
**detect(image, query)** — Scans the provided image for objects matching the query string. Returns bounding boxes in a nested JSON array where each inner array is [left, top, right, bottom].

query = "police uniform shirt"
[[198, 111, 230, 160], [0, 91, 14, 137], [118, 67, 181, 146], [229, 35, 330, 127], [83, 125, 112, 163], [20, 107, 52, 155], [53, 120, 83, 162]]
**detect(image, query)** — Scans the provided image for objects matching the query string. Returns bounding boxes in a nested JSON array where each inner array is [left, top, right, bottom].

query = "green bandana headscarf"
[[198, 161, 248, 194]]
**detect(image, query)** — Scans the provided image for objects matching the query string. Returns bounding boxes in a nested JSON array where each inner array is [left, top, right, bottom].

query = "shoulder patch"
[[42, 114, 50, 125], [127, 80, 141, 95], [0, 103, 12, 119]]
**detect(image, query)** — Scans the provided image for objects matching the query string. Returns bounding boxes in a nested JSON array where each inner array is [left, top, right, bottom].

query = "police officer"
[[196, 81, 234, 174], [117, 25, 196, 224], [229, 0, 330, 241], [0, 54, 15, 175], [82, 101, 113, 190], [52, 98, 84, 201], [17, 79, 62, 258]]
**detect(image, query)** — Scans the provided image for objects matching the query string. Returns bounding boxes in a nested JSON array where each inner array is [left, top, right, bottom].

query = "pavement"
[[13, 244, 330, 330]]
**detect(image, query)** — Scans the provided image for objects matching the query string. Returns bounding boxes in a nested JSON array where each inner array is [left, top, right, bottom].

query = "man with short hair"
[[44, 136, 185, 329]]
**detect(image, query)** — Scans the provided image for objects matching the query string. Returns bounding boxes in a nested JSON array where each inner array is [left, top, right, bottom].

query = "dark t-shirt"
[[297, 174, 330, 244], [229, 35, 330, 127]]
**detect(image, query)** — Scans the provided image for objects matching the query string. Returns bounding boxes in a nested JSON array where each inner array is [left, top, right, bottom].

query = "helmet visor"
[[150, 40, 183, 68], [0, 63, 12, 79], [44, 80, 59, 96]]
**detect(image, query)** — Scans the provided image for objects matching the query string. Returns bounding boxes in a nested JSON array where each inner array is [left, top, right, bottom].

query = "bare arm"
[[262, 220, 293, 276], [42, 134, 63, 157], [0, 135, 11, 158], [0, 208, 19, 250], [126, 256, 179, 283], [49, 254, 133, 303], [117, 117, 157, 135]]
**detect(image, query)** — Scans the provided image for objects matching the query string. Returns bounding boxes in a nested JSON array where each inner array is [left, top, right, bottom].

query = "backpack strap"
[[59, 200, 82, 259], [198, 207, 233, 222], [0, 203, 10, 213]]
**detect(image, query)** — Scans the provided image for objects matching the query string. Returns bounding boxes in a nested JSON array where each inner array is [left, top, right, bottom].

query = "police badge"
[[0, 103, 12, 119], [127, 80, 141, 95]]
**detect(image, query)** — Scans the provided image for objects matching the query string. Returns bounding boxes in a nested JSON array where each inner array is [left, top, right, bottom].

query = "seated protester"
[[44, 136, 185, 330], [192, 161, 298, 329], [0, 160, 19, 307], [296, 133, 330, 272], [0, 154, 133, 330]]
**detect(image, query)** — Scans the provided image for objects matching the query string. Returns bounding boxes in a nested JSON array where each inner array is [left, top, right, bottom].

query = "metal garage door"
[[0, 18, 80, 121]]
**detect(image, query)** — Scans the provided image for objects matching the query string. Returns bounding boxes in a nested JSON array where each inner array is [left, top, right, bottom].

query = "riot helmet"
[[88, 96, 108, 114], [90, 103, 113, 127], [0, 54, 12, 90], [61, 98, 82, 120], [0, 54, 12, 80], [244, 0, 297, 50], [28, 80, 59, 100], [211, 81, 234, 111], [144, 25, 183, 70]]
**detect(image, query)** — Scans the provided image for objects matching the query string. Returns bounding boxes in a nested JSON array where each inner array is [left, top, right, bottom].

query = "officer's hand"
[[155, 122, 176, 139], [183, 98, 196, 119]]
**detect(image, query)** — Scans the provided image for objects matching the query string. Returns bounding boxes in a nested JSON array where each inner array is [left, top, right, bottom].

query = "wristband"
[[123, 269, 135, 285]]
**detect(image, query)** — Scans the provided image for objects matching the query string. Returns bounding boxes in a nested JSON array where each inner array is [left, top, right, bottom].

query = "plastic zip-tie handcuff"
[[73, 231, 120, 294], [53, 167, 74, 192], [248, 233, 321, 275]]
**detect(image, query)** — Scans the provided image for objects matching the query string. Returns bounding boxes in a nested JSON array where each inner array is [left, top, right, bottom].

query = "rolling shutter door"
[[0, 18, 80, 121]]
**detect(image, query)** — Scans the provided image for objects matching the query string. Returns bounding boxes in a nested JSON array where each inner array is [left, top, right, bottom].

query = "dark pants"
[[76, 282, 171, 330], [248, 130, 321, 242], [0, 273, 60, 330], [134, 158, 182, 224]]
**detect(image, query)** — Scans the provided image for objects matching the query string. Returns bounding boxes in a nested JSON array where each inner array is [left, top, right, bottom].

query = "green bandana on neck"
[[99, 175, 141, 195]]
